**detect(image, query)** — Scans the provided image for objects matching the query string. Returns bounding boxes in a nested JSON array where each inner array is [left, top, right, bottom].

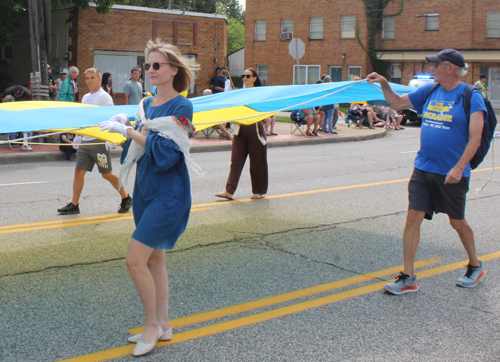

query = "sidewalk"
[[0, 119, 386, 164]]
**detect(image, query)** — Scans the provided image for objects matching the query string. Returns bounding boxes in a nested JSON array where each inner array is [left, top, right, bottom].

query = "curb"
[[0, 130, 386, 164]]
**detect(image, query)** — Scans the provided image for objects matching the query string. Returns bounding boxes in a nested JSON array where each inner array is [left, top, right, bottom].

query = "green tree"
[[227, 17, 244, 54], [356, 0, 403, 77], [0, 0, 115, 47]]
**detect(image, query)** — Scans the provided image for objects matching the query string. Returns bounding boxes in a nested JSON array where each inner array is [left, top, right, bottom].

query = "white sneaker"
[[22, 145, 33, 151]]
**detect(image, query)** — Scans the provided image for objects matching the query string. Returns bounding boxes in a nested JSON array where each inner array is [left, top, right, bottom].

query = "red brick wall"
[[245, 0, 371, 85], [246, 0, 500, 87], [73, 6, 227, 102]]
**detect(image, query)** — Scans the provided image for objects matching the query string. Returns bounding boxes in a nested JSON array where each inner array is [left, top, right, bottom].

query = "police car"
[[400, 75, 436, 125]]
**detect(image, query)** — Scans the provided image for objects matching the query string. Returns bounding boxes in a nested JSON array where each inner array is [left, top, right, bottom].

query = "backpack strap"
[[423, 82, 439, 104], [461, 84, 478, 123]]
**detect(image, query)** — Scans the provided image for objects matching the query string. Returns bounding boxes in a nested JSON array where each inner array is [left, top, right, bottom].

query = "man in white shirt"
[[58, 67, 132, 215]]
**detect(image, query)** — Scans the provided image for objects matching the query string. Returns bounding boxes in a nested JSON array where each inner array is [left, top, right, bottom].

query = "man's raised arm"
[[366, 72, 414, 111]]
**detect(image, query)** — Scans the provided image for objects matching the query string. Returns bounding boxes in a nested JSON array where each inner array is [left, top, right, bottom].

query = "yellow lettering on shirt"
[[427, 102, 453, 113]]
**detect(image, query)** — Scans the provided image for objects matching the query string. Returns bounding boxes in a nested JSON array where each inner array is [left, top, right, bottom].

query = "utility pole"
[[28, 0, 51, 100]]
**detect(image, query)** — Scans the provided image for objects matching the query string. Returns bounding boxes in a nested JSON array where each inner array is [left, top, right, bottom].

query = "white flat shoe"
[[128, 327, 173, 343], [132, 325, 163, 357]]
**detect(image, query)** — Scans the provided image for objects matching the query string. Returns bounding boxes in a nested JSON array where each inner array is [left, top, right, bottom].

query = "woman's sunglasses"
[[143, 62, 169, 71], [241, 74, 254, 79]]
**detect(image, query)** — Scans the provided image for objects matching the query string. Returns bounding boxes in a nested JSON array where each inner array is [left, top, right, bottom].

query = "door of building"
[[488, 67, 500, 109], [329, 66, 342, 82]]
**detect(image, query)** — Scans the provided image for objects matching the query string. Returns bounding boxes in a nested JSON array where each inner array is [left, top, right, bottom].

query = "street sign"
[[288, 38, 305, 60]]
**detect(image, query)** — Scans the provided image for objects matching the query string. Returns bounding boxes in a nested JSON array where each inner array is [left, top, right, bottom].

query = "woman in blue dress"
[[100, 40, 198, 357]]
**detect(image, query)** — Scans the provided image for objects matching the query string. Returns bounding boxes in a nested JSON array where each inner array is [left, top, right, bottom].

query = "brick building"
[[1, 4, 227, 103], [245, 0, 500, 108]]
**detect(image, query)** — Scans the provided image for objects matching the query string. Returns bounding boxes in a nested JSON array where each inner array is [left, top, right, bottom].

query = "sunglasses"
[[143, 62, 169, 71], [241, 74, 254, 79]]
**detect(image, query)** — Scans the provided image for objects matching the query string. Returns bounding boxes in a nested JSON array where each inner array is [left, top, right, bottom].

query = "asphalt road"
[[1, 125, 500, 362]]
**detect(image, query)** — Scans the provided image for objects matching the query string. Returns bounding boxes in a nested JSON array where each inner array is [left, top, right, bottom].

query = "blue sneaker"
[[456, 260, 485, 288], [384, 272, 419, 295]]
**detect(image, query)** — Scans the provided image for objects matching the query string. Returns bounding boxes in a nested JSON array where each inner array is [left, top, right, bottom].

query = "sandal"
[[215, 191, 233, 200], [306, 131, 314, 136], [250, 194, 265, 199], [271, 132, 278, 136]]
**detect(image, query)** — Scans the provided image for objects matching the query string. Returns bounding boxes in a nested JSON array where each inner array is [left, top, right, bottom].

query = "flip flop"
[[250, 194, 265, 199], [215, 191, 233, 200]]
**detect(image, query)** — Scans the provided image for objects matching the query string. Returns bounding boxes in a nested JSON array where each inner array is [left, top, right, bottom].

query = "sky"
[[238, 0, 245, 10]]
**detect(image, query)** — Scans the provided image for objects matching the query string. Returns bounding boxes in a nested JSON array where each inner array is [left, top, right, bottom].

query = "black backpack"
[[424, 83, 497, 170]]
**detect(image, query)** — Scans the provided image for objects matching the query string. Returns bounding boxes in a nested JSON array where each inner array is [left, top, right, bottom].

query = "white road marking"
[[0, 181, 50, 187], [400, 151, 418, 154]]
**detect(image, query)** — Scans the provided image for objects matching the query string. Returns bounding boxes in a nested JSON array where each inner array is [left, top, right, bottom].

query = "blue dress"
[[130, 95, 193, 249]]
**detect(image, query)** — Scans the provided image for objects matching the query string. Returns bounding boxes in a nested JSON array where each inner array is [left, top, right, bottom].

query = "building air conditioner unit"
[[280, 32, 292, 41]]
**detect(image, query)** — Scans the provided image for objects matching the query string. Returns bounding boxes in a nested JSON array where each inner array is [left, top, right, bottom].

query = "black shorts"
[[408, 168, 469, 220]]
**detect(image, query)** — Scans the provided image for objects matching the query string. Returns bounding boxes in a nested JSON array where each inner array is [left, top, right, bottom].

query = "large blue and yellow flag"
[[0, 81, 414, 142]]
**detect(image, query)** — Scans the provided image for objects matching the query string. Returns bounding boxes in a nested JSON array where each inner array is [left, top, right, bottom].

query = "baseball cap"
[[322, 75, 332, 83], [13, 85, 24, 98], [480, 74, 487, 79], [425, 49, 465, 67], [47, 64, 51, 69], [61, 68, 68, 74]]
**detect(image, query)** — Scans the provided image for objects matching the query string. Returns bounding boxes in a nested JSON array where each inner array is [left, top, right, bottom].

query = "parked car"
[[400, 77, 435, 125]]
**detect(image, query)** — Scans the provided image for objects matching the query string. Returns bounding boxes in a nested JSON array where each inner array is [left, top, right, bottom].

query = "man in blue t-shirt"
[[367, 49, 487, 295], [213, 66, 227, 93]]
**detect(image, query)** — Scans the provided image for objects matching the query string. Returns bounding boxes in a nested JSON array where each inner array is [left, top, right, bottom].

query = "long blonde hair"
[[145, 39, 199, 93]]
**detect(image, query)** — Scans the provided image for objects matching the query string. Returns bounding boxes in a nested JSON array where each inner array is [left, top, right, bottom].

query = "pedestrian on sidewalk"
[[216, 68, 268, 200], [59, 66, 79, 102], [57, 67, 132, 215], [367, 49, 487, 295], [99, 39, 199, 357]]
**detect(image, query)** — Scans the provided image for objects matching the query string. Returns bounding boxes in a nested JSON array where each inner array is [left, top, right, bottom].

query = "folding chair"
[[291, 118, 307, 135]]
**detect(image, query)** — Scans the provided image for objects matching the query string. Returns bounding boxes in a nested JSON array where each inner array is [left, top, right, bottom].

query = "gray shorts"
[[75, 139, 112, 173], [408, 168, 469, 221]]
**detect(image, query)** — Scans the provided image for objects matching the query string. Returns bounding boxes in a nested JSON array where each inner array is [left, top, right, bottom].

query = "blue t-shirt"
[[213, 75, 226, 93], [408, 82, 487, 177], [299, 108, 313, 119]]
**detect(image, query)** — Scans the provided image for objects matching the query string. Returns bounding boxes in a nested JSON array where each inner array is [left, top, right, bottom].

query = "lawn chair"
[[345, 109, 365, 128], [199, 123, 234, 139], [290, 110, 307, 136]]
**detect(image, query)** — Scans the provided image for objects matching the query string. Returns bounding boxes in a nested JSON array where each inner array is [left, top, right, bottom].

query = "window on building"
[[487, 11, 500, 37], [310, 17, 323, 40], [425, 14, 439, 31], [341, 15, 355, 39], [255, 20, 266, 41], [257, 65, 268, 86], [94, 51, 144, 93], [329, 66, 342, 82], [293, 65, 320, 85], [347, 66, 361, 80], [383, 17, 395, 39], [183, 54, 198, 94], [281, 19, 294, 34], [390, 64, 402, 84], [94, 51, 196, 94]]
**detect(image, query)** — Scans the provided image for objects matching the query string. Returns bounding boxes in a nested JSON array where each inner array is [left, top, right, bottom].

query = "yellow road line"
[[128, 257, 441, 334], [0, 213, 129, 230], [2, 166, 498, 233], [60, 252, 500, 362], [0, 216, 134, 234], [0, 208, 213, 235]]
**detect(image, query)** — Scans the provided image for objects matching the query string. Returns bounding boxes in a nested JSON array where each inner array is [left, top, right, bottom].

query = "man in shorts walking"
[[367, 49, 487, 294], [58, 68, 132, 215]]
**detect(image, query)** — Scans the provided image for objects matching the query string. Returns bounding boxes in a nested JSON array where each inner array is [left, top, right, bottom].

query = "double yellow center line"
[[59, 251, 500, 361]]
